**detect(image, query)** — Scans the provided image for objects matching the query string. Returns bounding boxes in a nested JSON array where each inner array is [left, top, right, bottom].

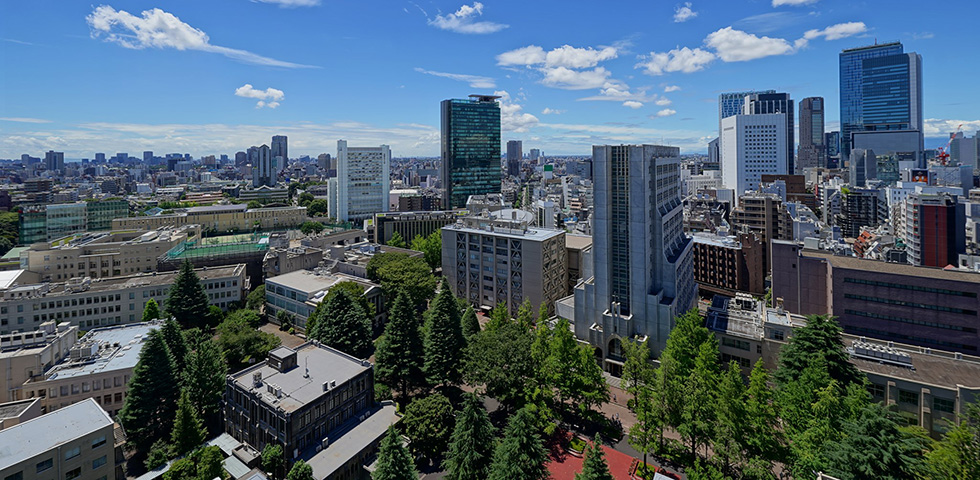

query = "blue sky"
[[1, 0, 978, 159]]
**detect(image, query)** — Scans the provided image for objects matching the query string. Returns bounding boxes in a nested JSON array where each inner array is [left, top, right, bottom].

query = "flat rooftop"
[[691, 232, 742, 249], [0, 398, 112, 468], [230, 342, 372, 413], [266, 269, 373, 296], [0, 264, 245, 298], [443, 221, 565, 242], [844, 335, 980, 390], [308, 403, 399, 479], [40, 322, 161, 381], [565, 234, 593, 251], [789, 241, 980, 283], [0, 398, 38, 421]]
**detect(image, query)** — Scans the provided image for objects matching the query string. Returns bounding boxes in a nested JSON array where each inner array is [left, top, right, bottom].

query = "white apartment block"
[[721, 113, 788, 201], [329, 140, 390, 222]]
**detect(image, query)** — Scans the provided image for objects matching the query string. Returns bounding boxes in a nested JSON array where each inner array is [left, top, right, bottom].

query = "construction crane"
[[935, 123, 965, 166]]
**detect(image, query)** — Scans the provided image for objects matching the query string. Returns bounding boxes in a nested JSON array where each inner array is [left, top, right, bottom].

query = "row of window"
[[844, 293, 978, 316], [843, 277, 978, 298], [844, 308, 977, 333]]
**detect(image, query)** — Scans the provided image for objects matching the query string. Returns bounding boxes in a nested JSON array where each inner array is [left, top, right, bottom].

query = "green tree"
[[216, 314, 281, 371], [246, 285, 266, 311], [927, 402, 980, 480], [276, 309, 293, 330], [261, 444, 285, 480], [743, 360, 783, 469], [649, 309, 713, 442], [774, 314, 863, 389], [300, 221, 324, 236], [460, 306, 480, 339], [679, 339, 719, 460], [119, 329, 180, 453], [143, 298, 162, 322], [374, 291, 425, 400], [444, 394, 496, 480], [465, 319, 536, 411], [163, 457, 196, 480], [248, 200, 263, 209], [196, 446, 225, 480], [287, 460, 314, 480], [170, 389, 207, 457], [576, 436, 614, 480], [629, 385, 661, 474], [423, 279, 465, 386], [516, 299, 535, 330], [323, 281, 374, 320], [145, 439, 170, 470], [409, 230, 442, 272], [367, 252, 437, 308], [307, 288, 372, 358], [160, 319, 190, 374], [182, 339, 227, 432], [167, 260, 211, 329], [488, 407, 550, 480], [403, 393, 455, 464], [713, 361, 746, 476], [307, 198, 328, 217], [297, 192, 315, 207], [620, 338, 653, 401], [373, 426, 419, 480], [823, 403, 931, 480], [544, 318, 608, 413], [388, 231, 407, 248], [227, 308, 263, 328]]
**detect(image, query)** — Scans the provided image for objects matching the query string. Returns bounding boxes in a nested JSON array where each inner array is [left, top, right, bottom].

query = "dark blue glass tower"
[[440, 96, 502, 209], [839, 42, 904, 160]]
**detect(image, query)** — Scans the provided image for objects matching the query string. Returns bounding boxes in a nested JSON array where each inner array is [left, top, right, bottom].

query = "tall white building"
[[329, 140, 390, 222], [721, 113, 788, 201]]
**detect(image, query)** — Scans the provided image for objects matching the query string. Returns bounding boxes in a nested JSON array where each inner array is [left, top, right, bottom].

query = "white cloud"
[[496, 45, 546, 66], [86, 5, 316, 68], [622, 101, 644, 109], [493, 90, 539, 133], [673, 2, 698, 23], [253, 0, 321, 7], [541, 108, 565, 115], [655, 109, 677, 117], [636, 47, 715, 75], [0, 117, 52, 124], [664, 85, 681, 92], [540, 66, 612, 90], [704, 27, 794, 62], [655, 98, 672, 106], [772, 0, 818, 6], [923, 119, 980, 137], [235, 84, 285, 108], [497, 44, 617, 68], [911, 32, 934, 40], [428, 2, 508, 34], [414, 68, 495, 88], [802, 22, 867, 41]]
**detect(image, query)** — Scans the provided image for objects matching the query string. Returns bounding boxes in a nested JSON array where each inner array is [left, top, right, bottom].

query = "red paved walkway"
[[546, 432, 637, 480]]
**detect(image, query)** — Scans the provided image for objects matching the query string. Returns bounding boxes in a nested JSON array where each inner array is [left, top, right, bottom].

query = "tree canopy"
[[307, 288, 373, 358], [166, 260, 211, 329], [118, 329, 180, 453], [374, 290, 425, 400]]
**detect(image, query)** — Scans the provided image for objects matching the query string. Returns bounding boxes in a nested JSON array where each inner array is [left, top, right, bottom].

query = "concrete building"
[[371, 210, 466, 245], [224, 344, 399, 478], [772, 240, 980, 354], [0, 264, 246, 335], [798, 97, 826, 173], [0, 398, 119, 480], [329, 140, 390, 222], [263, 245, 324, 279], [730, 193, 792, 258], [743, 92, 795, 174], [442, 212, 567, 317], [904, 192, 965, 267], [562, 145, 696, 366], [1, 322, 78, 403], [111, 205, 308, 233], [251, 145, 275, 188], [44, 151, 65, 173], [950, 131, 980, 169], [838, 188, 885, 238], [271, 135, 288, 173], [264, 270, 383, 331], [506, 140, 522, 177], [721, 113, 789, 198], [0, 398, 42, 430], [239, 186, 289, 204], [692, 232, 765, 297], [717, 90, 775, 137], [440, 96, 502, 209], [565, 234, 592, 296]]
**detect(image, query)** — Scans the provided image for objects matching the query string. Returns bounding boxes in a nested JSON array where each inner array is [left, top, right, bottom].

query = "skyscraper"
[[718, 89, 776, 134], [743, 92, 794, 174], [798, 97, 825, 173], [506, 140, 522, 177], [250, 144, 274, 187], [569, 145, 696, 361], [143, 151, 153, 163], [271, 135, 288, 173], [825, 131, 841, 168], [440, 95, 502, 209], [44, 150, 64, 173], [721, 113, 789, 198], [329, 140, 390, 221], [839, 42, 905, 160]]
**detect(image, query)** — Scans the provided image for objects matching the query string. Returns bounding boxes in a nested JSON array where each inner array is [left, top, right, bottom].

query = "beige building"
[[111, 204, 307, 233], [1, 322, 78, 403], [19, 226, 199, 282], [0, 398, 43, 430], [0, 264, 247, 335], [0, 398, 120, 480]]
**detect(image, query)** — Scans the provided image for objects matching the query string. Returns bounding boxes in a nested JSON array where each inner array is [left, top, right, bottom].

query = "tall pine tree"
[[182, 339, 227, 432], [576, 435, 614, 480], [488, 407, 549, 480], [166, 260, 210, 329], [444, 394, 496, 480], [375, 290, 425, 400], [308, 288, 372, 358], [160, 319, 189, 375], [142, 298, 161, 322], [170, 388, 206, 457], [423, 279, 464, 386], [373, 425, 418, 480], [460, 306, 480, 340], [118, 329, 180, 453], [774, 314, 862, 388]]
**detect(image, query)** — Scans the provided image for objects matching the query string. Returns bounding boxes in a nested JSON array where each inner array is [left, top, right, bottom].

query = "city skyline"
[[1, 0, 978, 159]]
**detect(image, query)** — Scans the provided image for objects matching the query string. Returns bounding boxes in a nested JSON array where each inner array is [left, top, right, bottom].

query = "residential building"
[[371, 210, 466, 245], [329, 140, 390, 222], [838, 188, 884, 238], [0, 321, 78, 403], [692, 232, 765, 297], [506, 140, 522, 177], [440, 96, 502, 209], [562, 145, 696, 365], [760, 174, 818, 212], [839, 42, 905, 159], [798, 97, 826, 173], [271, 135, 288, 173], [904, 192, 966, 267], [442, 211, 567, 317], [721, 113, 789, 198], [44, 151, 65, 173], [264, 269, 383, 331], [251, 145, 275, 188], [772, 239, 980, 353], [0, 264, 246, 335], [730, 193, 792, 255], [224, 344, 399, 478], [111, 205, 308, 233], [0, 398, 119, 480]]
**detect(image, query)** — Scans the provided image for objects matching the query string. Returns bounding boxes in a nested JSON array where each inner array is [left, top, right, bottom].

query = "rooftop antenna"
[[304, 357, 309, 378]]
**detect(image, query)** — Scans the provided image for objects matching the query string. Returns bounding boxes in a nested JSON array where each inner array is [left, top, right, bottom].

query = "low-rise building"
[[264, 270, 383, 331], [0, 398, 42, 429], [371, 210, 466, 245], [263, 246, 325, 278], [0, 321, 78, 403], [323, 243, 422, 280], [19, 200, 130, 245], [692, 232, 765, 297], [565, 234, 593, 295], [111, 205, 307, 233]]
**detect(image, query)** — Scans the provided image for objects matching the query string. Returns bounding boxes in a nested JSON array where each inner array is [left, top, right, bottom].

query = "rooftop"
[[785, 240, 980, 283], [691, 232, 742, 249], [0, 264, 245, 298], [0, 398, 112, 468], [307, 403, 399, 479], [36, 321, 162, 381], [0, 398, 39, 422], [230, 342, 372, 413], [565, 234, 593, 251], [186, 204, 247, 214], [845, 334, 980, 390], [444, 218, 565, 242], [266, 269, 374, 297]]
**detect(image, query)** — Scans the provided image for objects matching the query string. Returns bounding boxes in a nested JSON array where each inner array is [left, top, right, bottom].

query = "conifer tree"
[[307, 288, 372, 358], [576, 435, 615, 480], [460, 306, 480, 340], [775, 314, 862, 388], [373, 425, 418, 480], [142, 298, 161, 322], [160, 319, 189, 374], [713, 361, 747, 475], [375, 290, 425, 399], [444, 394, 496, 480], [166, 260, 210, 329], [488, 407, 549, 480], [170, 389, 207, 457], [423, 279, 464, 386], [119, 329, 180, 453], [182, 339, 227, 428], [679, 339, 719, 460], [743, 360, 782, 467]]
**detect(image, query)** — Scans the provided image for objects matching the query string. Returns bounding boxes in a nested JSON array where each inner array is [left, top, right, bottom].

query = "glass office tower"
[[440, 95, 502, 209], [862, 53, 922, 132], [839, 42, 904, 160], [717, 90, 775, 134]]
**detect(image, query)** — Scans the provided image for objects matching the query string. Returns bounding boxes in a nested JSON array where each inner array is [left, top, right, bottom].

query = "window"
[[869, 384, 885, 398], [934, 397, 955, 413], [92, 435, 107, 448], [4, 472, 23, 480], [65, 467, 82, 480], [37, 458, 53, 473], [898, 389, 919, 406], [92, 455, 107, 469], [64, 446, 81, 460]]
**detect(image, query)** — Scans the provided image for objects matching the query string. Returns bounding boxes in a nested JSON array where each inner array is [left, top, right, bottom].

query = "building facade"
[[111, 205, 308, 233], [506, 140, 522, 177], [329, 140, 390, 222], [798, 97, 826, 173], [251, 144, 275, 188], [440, 96, 502, 209], [721, 113, 789, 197], [271, 135, 288, 173], [692, 232, 765, 296], [743, 92, 795, 175], [371, 210, 466, 245], [717, 89, 775, 136], [904, 192, 965, 267], [18, 201, 130, 246], [264, 269, 383, 331], [839, 42, 906, 160]]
